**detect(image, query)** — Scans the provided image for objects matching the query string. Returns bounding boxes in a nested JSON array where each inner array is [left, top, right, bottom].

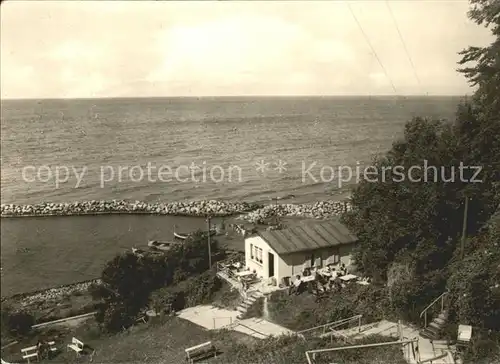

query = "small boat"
[[132, 247, 146, 255], [173, 225, 216, 240], [173, 231, 189, 240], [147, 240, 176, 251]]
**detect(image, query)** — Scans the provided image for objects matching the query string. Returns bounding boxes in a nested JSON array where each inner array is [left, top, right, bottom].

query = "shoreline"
[[0, 199, 351, 222], [1, 278, 101, 303]]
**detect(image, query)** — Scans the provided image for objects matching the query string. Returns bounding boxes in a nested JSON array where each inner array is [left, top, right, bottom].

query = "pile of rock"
[[12, 279, 102, 306], [238, 200, 351, 224], [0, 200, 263, 218]]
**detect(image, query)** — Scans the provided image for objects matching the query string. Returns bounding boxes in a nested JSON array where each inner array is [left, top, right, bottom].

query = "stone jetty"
[[0, 199, 351, 220], [238, 200, 352, 224], [3, 279, 102, 306], [0, 200, 261, 218]]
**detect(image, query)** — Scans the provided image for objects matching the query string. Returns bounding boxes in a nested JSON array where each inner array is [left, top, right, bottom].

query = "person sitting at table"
[[330, 268, 338, 279], [288, 275, 302, 295]]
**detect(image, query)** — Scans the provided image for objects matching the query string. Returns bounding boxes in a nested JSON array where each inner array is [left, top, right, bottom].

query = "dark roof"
[[256, 220, 357, 255]]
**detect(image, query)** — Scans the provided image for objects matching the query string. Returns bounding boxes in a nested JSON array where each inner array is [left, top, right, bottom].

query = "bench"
[[21, 346, 38, 363], [47, 341, 58, 356], [185, 341, 216, 363], [67, 337, 84, 356]]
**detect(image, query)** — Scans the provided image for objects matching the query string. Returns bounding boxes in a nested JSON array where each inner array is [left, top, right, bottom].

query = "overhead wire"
[[385, 1, 423, 92], [347, 2, 398, 94]]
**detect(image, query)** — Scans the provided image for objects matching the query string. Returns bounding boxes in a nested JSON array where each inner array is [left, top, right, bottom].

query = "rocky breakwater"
[[238, 200, 352, 224], [4, 279, 102, 307], [0, 200, 262, 218]]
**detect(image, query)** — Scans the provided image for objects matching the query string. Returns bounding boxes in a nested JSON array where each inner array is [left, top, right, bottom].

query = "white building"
[[244, 219, 358, 286]]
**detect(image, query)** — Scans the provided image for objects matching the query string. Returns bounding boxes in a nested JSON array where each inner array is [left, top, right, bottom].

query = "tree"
[[447, 209, 500, 329], [93, 231, 219, 331], [341, 0, 500, 320], [458, 0, 500, 117], [1, 306, 34, 337]]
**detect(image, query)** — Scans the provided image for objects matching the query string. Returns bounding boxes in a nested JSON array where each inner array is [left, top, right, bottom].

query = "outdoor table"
[[328, 272, 339, 280], [339, 274, 357, 282], [301, 275, 315, 282], [235, 270, 253, 277], [318, 268, 332, 277]]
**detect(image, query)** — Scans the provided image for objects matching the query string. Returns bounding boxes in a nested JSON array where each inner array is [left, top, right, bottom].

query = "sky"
[[0, 1, 494, 99]]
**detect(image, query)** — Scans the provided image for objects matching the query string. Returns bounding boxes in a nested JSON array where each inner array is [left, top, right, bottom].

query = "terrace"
[[215, 259, 283, 296]]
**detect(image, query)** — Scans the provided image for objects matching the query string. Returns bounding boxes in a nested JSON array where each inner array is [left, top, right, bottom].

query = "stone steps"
[[236, 291, 263, 319], [420, 310, 448, 341], [332, 319, 456, 364]]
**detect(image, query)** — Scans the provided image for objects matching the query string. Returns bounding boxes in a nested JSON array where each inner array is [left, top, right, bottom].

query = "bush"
[[97, 300, 137, 332], [241, 297, 263, 319], [94, 232, 220, 332], [212, 283, 243, 310], [212, 334, 406, 364], [184, 270, 222, 307], [149, 270, 222, 312], [1, 307, 35, 337], [150, 286, 186, 312], [267, 285, 390, 331]]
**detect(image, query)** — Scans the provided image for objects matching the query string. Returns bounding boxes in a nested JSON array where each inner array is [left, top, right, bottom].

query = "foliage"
[[150, 286, 186, 312], [213, 334, 407, 364], [93, 231, 220, 332], [447, 209, 500, 330], [149, 269, 222, 312], [240, 297, 263, 319], [460, 329, 500, 364], [212, 283, 243, 310], [340, 0, 499, 333], [1, 305, 34, 337], [458, 0, 500, 117], [267, 285, 390, 331]]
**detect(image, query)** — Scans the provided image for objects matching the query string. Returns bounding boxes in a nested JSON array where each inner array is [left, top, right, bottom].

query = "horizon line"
[[1, 94, 472, 101]]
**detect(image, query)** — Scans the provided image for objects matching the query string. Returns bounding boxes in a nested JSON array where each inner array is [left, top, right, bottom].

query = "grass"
[[3, 289, 98, 326], [211, 282, 243, 311], [211, 334, 408, 364], [4, 322, 408, 364], [2, 317, 258, 364], [266, 284, 390, 331]]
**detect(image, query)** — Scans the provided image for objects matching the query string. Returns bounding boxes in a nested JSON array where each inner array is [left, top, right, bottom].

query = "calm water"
[[0, 96, 461, 205], [0, 96, 462, 295]]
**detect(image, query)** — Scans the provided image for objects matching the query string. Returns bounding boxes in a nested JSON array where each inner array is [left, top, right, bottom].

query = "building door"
[[268, 252, 275, 277]]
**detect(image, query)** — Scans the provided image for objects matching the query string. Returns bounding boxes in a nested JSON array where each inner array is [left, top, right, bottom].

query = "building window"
[[251, 245, 263, 264], [327, 248, 340, 264]]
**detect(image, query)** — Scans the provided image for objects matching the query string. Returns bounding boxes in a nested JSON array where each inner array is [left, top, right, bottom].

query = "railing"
[[420, 291, 448, 328], [297, 314, 362, 339], [445, 350, 456, 364], [305, 338, 418, 364], [31, 311, 97, 329], [417, 351, 449, 364]]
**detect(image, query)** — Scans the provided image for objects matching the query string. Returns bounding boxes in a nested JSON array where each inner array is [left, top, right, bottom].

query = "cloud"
[[0, 1, 494, 98], [48, 41, 104, 62]]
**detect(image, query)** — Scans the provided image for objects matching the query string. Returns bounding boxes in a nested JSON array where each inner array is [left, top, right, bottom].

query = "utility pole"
[[207, 215, 212, 268], [460, 196, 469, 260], [273, 197, 279, 225]]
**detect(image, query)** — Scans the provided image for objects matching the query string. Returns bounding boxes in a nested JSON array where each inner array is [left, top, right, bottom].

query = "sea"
[[0, 96, 462, 296]]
